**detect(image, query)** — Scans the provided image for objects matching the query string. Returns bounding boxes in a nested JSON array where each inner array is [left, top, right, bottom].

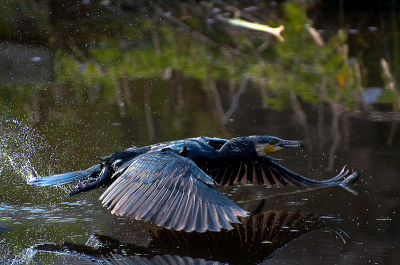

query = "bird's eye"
[[268, 139, 279, 145]]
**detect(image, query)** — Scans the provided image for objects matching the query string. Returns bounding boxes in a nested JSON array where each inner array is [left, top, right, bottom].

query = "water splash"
[[0, 239, 13, 265], [0, 118, 100, 195], [0, 118, 50, 183], [11, 247, 37, 265], [86, 234, 105, 249]]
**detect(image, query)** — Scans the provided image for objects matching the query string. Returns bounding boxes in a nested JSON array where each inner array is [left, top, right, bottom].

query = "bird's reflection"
[[32, 208, 344, 265]]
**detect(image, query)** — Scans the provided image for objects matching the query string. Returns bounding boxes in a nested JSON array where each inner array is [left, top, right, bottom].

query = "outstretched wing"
[[99, 151, 248, 232], [205, 157, 358, 188]]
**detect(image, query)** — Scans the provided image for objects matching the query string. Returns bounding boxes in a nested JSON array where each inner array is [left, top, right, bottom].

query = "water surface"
[[1, 1, 399, 264]]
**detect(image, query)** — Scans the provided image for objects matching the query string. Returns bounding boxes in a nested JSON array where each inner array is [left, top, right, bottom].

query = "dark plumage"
[[27, 136, 359, 232]]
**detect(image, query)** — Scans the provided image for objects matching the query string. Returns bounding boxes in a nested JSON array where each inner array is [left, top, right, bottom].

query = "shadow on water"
[[28, 208, 346, 264], [1, 0, 400, 264]]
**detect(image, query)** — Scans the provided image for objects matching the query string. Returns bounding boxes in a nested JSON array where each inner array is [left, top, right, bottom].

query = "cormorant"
[[27, 136, 359, 232]]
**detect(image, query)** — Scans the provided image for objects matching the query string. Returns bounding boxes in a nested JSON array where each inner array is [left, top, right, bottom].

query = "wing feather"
[[204, 156, 353, 188], [140, 184, 173, 221], [251, 162, 259, 185], [99, 151, 248, 232], [184, 196, 197, 232]]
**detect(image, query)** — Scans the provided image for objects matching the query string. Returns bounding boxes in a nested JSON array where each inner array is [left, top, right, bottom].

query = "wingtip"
[[340, 171, 360, 186], [339, 171, 360, 195]]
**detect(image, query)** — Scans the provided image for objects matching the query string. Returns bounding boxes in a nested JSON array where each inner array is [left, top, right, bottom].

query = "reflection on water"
[[28, 209, 339, 264], [0, 201, 96, 225], [1, 1, 400, 264]]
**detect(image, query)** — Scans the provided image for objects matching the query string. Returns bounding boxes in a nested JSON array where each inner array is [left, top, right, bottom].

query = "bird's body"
[[28, 135, 359, 232]]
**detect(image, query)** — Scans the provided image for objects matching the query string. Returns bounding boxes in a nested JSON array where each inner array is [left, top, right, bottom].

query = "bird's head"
[[254, 136, 303, 156]]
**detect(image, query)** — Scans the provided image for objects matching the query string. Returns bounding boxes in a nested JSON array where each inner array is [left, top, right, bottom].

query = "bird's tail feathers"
[[27, 164, 103, 187]]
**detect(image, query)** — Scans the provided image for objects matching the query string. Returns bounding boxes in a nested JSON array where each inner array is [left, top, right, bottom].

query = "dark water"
[[1, 1, 400, 264]]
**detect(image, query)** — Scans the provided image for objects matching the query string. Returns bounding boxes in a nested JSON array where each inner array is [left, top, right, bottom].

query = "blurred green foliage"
[[47, 2, 363, 112], [259, 3, 361, 109]]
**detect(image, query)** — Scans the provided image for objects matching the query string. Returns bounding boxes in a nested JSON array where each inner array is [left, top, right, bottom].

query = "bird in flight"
[[27, 135, 359, 232]]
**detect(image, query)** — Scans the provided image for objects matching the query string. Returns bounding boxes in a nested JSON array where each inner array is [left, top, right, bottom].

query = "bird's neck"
[[110, 146, 151, 162], [217, 137, 255, 158]]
